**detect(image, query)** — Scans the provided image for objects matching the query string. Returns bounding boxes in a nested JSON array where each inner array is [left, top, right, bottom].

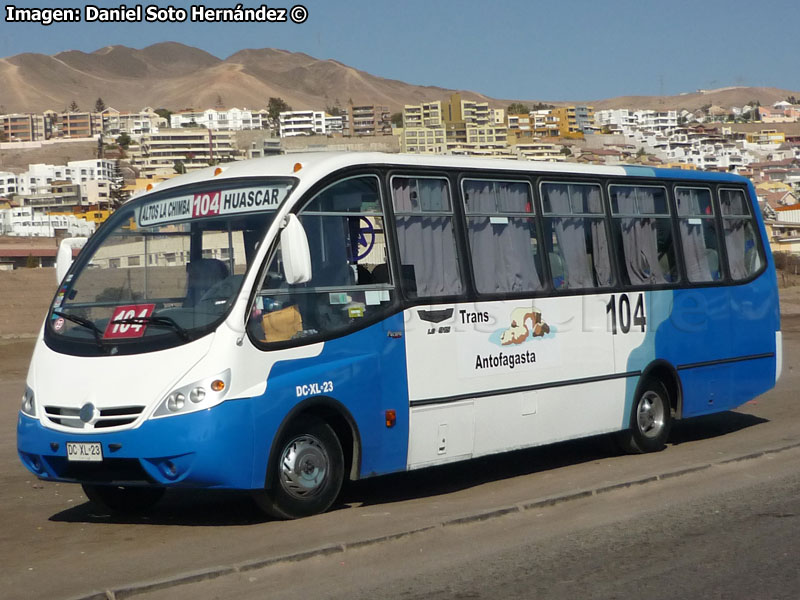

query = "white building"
[[0, 171, 17, 196], [0, 206, 95, 237], [171, 108, 265, 131], [279, 111, 327, 137], [102, 107, 165, 137]]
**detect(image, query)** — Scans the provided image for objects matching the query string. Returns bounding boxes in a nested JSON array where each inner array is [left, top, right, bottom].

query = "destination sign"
[[137, 185, 291, 227]]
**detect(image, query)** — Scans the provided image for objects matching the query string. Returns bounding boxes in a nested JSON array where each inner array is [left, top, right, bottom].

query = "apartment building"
[[279, 111, 326, 137], [0, 205, 96, 238], [102, 107, 165, 137], [400, 126, 447, 154], [128, 129, 242, 177], [171, 108, 266, 131], [507, 114, 533, 131], [0, 113, 53, 141], [531, 110, 561, 137], [594, 109, 637, 131], [58, 112, 102, 139], [552, 107, 583, 138], [403, 101, 443, 128], [0, 171, 17, 196], [510, 140, 565, 162], [347, 105, 391, 136]]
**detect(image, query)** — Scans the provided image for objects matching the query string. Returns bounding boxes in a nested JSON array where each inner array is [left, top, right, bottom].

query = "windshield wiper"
[[111, 315, 191, 342], [53, 310, 107, 352]]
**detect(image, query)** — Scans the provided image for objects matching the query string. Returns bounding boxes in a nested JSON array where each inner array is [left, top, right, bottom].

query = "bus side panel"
[[619, 276, 778, 420], [249, 313, 410, 485]]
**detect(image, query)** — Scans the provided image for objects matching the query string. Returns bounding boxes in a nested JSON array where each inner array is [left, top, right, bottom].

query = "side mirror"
[[56, 237, 88, 284], [280, 214, 312, 284]]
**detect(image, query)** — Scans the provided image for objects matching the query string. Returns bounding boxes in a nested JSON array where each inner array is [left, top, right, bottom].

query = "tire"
[[617, 379, 672, 454], [82, 484, 165, 513], [253, 416, 344, 520]]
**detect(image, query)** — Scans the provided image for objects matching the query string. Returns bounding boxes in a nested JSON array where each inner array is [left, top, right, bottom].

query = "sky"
[[2, 0, 799, 102]]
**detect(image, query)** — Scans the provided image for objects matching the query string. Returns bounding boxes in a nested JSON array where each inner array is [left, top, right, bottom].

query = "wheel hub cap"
[[279, 435, 329, 499], [637, 391, 665, 439]]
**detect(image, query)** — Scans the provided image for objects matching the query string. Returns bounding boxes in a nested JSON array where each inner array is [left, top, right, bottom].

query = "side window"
[[462, 179, 543, 294], [719, 188, 764, 281], [391, 176, 462, 298], [609, 185, 678, 286], [248, 176, 394, 344], [540, 182, 613, 290], [675, 187, 721, 282]]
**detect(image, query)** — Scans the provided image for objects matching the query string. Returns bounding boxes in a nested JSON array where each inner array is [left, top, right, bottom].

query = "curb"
[[74, 440, 800, 600]]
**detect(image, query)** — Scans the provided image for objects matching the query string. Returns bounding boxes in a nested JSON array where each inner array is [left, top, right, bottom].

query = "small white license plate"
[[66, 442, 103, 462]]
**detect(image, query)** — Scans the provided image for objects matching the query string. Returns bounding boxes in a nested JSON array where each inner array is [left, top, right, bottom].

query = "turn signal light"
[[214, 167, 223, 176], [293, 162, 303, 173], [146, 183, 153, 191], [385, 409, 396, 428], [210, 379, 226, 392]]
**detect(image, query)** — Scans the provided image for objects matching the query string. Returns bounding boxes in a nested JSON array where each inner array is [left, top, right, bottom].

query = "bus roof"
[[145, 152, 751, 198]]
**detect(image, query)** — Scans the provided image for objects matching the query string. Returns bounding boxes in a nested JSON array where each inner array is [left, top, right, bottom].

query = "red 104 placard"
[[192, 191, 221, 218], [103, 304, 156, 339]]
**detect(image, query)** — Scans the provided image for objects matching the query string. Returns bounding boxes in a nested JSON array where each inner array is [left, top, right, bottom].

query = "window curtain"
[[547, 185, 610, 288], [392, 179, 461, 296], [724, 219, 748, 280], [676, 189, 713, 282], [616, 188, 665, 285], [467, 182, 541, 293], [586, 187, 612, 287]]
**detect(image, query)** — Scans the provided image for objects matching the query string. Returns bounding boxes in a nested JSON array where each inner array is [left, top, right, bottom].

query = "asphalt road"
[[139, 446, 800, 600], [1, 318, 799, 600]]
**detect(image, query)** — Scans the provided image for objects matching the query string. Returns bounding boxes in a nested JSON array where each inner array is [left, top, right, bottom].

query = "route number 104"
[[606, 293, 646, 335]]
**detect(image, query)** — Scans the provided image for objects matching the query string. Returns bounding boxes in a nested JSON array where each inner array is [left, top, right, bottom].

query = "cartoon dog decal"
[[500, 307, 550, 345]]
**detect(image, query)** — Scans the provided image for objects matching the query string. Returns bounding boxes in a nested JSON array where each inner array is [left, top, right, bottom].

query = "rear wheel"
[[253, 416, 344, 520], [82, 484, 165, 513], [617, 379, 672, 454]]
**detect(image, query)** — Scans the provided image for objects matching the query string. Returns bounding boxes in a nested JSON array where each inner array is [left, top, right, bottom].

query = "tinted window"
[[609, 185, 678, 286], [391, 177, 462, 297], [463, 179, 543, 294], [540, 182, 613, 290]]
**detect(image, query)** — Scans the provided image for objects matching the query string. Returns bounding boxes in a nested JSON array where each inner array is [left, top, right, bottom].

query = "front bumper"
[[17, 398, 259, 489]]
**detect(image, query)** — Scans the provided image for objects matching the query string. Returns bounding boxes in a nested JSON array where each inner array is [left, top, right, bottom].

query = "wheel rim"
[[279, 434, 330, 499], [637, 390, 666, 439]]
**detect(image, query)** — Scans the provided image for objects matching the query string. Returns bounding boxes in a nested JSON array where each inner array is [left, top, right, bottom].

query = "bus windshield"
[[46, 179, 293, 354]]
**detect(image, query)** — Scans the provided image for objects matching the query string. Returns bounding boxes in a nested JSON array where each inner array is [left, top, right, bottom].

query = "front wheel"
[[617, 379, 672, 454], [82, 484, 165, 513], [253, 416, 344, 520]]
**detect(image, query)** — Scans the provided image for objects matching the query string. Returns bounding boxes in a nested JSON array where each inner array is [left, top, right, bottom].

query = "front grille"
[[44, 405, 145, 429]]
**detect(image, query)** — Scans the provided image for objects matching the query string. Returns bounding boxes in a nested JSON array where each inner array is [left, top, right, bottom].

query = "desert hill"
[[589, 86, 799, 112], [0, 42, 797, 114], [0, 42, 492, 113]]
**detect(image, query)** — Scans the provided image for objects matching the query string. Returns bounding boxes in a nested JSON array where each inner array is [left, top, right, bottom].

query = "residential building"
[[400, 126, 447, 154], [0, 113, 52, 141], [128, 129, 242, 177], [58, 112, 102, 139], [171, 108, 265, 131], [347, 105, 391, 136], [0, 205, 95, 238], [511, 140, 566, 162], [746, 130, 786, 145], [102, 107, 165, 137], [0, 171, 17, 196], [279, 111, 326, 137], [402, 102, 443, 128], [552, 107, 583, 138]]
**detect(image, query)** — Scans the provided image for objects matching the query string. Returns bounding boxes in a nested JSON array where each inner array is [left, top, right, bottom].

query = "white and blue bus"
[[17, 153, 781, 518]]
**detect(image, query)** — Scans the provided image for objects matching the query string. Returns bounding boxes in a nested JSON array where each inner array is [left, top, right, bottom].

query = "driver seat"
[[184, 258, 229, 307]]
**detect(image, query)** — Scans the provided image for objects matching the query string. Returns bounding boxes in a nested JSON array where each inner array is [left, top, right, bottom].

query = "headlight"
[[21, 386, 36, 417], [151, 370, 231, 418]]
